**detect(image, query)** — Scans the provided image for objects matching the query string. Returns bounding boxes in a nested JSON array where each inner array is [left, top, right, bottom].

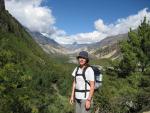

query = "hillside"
[[91, 33, 128, 59], [0, 0, 74, 112]]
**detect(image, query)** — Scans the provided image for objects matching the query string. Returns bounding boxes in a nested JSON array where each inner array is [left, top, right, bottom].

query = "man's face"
[[78, 57, 86, 66]]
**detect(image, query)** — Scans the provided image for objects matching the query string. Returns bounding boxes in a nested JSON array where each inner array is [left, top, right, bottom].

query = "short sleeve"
[[72, 67, 77, 77], [85, 67, 94, 81]]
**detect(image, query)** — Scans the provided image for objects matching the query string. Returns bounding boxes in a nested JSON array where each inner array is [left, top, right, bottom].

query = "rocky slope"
[[28, 30, 68, 55], [90, 33, 128, 59]]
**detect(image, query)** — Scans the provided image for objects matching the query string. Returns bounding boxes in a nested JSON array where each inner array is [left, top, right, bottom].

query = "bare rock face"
[[0, 0, 5, 11]]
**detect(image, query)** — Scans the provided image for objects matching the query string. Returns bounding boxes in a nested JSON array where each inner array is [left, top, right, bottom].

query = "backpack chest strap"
[[76, 74, 83, 76], [75, 89, 90, 92]]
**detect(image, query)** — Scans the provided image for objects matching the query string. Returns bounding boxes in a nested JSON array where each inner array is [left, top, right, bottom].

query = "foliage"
[[94, 17, 150, 113], [0, 10, 74, 113], [117, 17, 150, 77]]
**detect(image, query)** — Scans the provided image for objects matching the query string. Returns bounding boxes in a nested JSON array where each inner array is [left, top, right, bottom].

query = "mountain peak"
[[73, 42, 78, 45], [0, 0, 5, 11]]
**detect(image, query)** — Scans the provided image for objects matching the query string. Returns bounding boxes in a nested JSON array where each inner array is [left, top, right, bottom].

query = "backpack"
[[75, 65, 103, 98], [91, 65, 103, 89]]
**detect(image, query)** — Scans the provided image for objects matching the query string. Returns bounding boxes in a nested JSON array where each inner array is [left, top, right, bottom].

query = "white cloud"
[[95, 8, 150, 36], [5, 1, 150, 44], [72, 31, 106, 44], [94, 19, 108, 32], [5, 0, 55, 33]]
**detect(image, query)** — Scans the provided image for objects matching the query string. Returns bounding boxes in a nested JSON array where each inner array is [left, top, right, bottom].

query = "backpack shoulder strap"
[[75, 66, 80, 83], [82, 66, 90, 98], [82, 66, 89, 81], [75, 66, 80, 75]]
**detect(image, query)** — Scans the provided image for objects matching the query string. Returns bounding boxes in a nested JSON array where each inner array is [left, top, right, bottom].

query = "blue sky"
[[5, 0, 150, 44], [43, 0, 150, 35]]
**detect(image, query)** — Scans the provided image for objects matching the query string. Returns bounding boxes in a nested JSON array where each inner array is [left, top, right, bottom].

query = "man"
[[70, 51, 95, 113]]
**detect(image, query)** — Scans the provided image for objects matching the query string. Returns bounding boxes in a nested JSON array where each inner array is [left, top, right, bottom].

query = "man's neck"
[[79, 64, 87, 69]]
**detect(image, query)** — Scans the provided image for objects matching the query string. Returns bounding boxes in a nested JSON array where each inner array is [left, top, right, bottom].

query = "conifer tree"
[[119, 17, 150, 77]]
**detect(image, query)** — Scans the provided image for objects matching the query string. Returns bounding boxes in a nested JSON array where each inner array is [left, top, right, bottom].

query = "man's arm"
[[88, 81, 95, 100], [70, 79, 75, 105], [85, 81, 95, 109]]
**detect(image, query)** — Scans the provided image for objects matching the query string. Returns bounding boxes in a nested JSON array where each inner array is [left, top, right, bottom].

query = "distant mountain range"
[[62, 33, 128, 60], [29, 30, 128, 60]]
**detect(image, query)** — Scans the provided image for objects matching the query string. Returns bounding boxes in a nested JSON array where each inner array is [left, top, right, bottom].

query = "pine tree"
[[118, 17, 150, 77]]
